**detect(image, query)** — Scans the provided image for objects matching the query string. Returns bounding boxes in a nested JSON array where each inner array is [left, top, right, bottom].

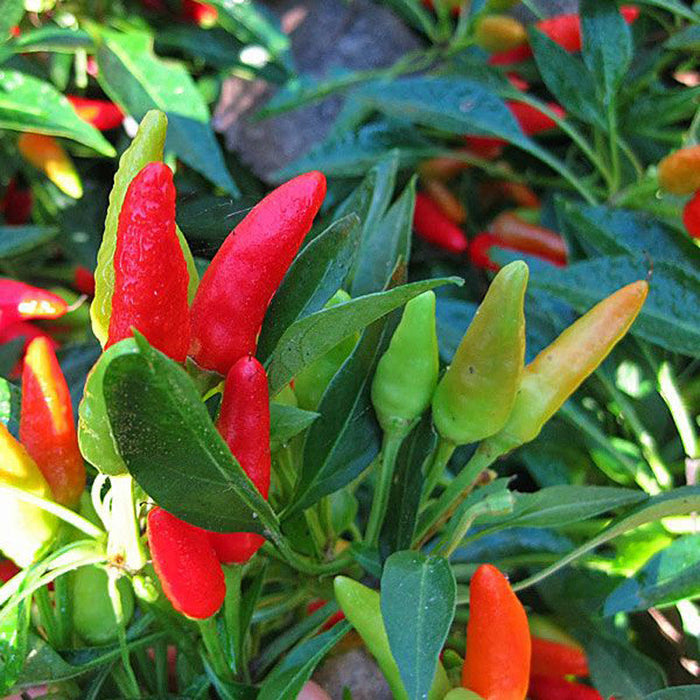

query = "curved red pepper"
[[470, 232, 566, 271], [413, 192, 468, 254], [67, 96, 124, 131], [189, 171, 326, 375], [490, 213, 568, 264], [106, 162, 190, 362], [208, 356, 271, 564], [530, 636, 589, 678], [181, 0, 218, 25], [529, 675, 603, 700], [1, 179, 32, 225], [683, 191, 700, 239], [20, 337, 85, 507], [0, 280, 68, 327], [147, 506, 226, 619], [73, 266, 96, 297]]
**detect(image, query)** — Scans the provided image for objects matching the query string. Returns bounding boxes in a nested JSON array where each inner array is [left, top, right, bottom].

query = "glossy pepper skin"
[[432, 261, 528, 445], [683, 191, 700, 239], [208, 356, 270, 564], [106, 162, 190, 362], [528, 676, 602, 700], [147, 506, 226, 619], [475, 15, 527, 53], [658, 146, 700, 195], [413, 192, 468, 254], [0, 279, 68, 326], [530, 636, 589, 678], [0, 423, 59, 567], [484, 281, 648, 454], [491, 213, 567, 265], [20, 337, 85, 507], [17, 133, 83, 199], [462, 564, 530, 700], [67, 96, 124, 131], [1, 178, 32, 225], [372, 291, 439, 437], [189, 171, 327, 375]]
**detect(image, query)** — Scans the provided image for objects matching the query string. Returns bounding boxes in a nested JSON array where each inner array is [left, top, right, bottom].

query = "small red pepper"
[[490, 212, 567, 265], [0, 280, 68, 327], [181, 0, 218, 25], [73, 266, 96, 297], [1, 179, 32, 225], [147, 506, 226, 619], [470, 232, 566, 271], [683, 191, 700, 239], [106, 162, 190, 362], [20, 337, 85, 507], [307, 599, 346, 630], [0, 559, 20, 582], [67, 96, 124, 131], [530, 636, 589, 678], [207, 356, 271, 564], [189, 171, 326, 375], [413, 192, 468, 254], [422, 179, 467, 224], [529, 676, 603, 700]]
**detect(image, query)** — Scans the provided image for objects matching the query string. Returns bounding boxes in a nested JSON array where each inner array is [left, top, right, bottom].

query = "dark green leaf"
[[381, 552, 455, 700], [0, 0, 23, 45], [665, 25, 700, 51], [10, 26, 92, 53], [0, 226, 58, 258], [645, 688, 700, 700], [270, 404, 319, 453], [0, 376, 20, 437]]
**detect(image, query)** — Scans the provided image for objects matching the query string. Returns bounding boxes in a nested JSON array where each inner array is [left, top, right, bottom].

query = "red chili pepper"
[[0, 280, 68, 327], [470, 232, 566, 271], [147, 507, 226, 619], [509, 101, 566, 136], [181, 0, 218, 25], [413, 192, 468, 254], [0, 559, 20, 582], [67, 96, 124, 131], [682, 191, 700, 239], [1, 179, 32, 225], [464, 135, 505, 161], [207, 356, 270, 564], [106, 162, 190, 362], [189, 171, 326, 375], [20, 337, 85, 507], [529, 676, 603, 700], [73, 266, 96, 296], [490, 212, 567, 265], [307, 599, 346, 630], [530, 636, 589, 678], [489, 5, 639, 63], [422, 179, 467, 224]]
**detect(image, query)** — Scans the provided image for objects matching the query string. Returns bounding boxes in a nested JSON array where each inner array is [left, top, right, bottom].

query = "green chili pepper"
[[334, 576, 449, 700], [294, 290, 358, 411], [90, 110, 198, 347], [371, 291, 439, 438], [432, 261, 528, 446]]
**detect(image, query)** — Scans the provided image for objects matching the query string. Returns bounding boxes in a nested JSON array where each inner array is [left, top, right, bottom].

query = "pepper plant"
[[0, 1, 699, 699]]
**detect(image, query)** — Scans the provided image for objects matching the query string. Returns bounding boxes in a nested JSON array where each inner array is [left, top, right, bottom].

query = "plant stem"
[[35, 585, 60, 647], [658, 361, 699, 461], [108, 571, 140, 697], [198, 616, 231, 681], [107, 474, 147, 573], [365, 433, 404, 545], [422, 438, 456, 502], [223, 565, 242, 676], [608, 101, 621, 195], [53, 573, 72, 647]]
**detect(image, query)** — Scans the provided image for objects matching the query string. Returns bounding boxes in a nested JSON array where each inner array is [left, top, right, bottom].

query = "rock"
[[312, 647, 393, 700]]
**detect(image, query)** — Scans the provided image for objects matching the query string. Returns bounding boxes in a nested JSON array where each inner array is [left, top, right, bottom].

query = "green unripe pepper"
[[432, 261, 528, 446], [371, 291, 439, 438], [72, 565, 135, 645], [444, 690, 485, 700], [294, 290, 358, 410], [334, 576, 450, 700]]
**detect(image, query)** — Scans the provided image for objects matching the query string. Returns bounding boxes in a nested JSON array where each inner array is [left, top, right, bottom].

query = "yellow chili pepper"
[[18, 133, 83, 199]]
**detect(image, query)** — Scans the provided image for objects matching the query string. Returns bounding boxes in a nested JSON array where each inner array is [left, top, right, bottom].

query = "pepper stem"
[[422, 438, 456, 503], [107, 474, 147, 573], [364, 432, 404, 546], [198, 615, 232, 681]]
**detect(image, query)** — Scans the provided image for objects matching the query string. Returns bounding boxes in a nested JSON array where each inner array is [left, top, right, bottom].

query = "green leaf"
[[102, 335, 279, 536], [267, 276, 461, 395], [0, 69, 114, 156], [269, 404, 319, 453], [0, 0, 23, 45], [0, 595, 31, 694], [645, 689, 700, 700], [93, 27, 237, 194], [290, 321, 386, 515], [0, 376, 20, 438], [381, 552, 455, 700], [10, 26, 92, 53], [0, 225, 58, 258], [665, 25, 700, 51], [636, 0, 699, 22], [528, 255, 700, 358], [604, 535, 700, 615], [258, 214, 361, 362], [257, 623, 349, 700]]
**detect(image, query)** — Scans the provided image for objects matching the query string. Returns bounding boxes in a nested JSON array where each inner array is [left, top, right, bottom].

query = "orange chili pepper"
[[530, 636, 589, 678], [490, 212, 567, 265], [17, 133, 83, 199], [423, 178, 467, 224], [658, 146, 700, 195]]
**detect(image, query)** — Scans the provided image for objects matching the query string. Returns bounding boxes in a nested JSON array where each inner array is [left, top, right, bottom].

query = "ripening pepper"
[[469, 233, 564, 271], [0, 422, 59, 567], [432, 261, 528, 445], [413, 192, 469, 254], [462, 564, 531, 700], [72, 565, 135, 644], [1, 178, 32, 225], [371, 291, 439, 438], [67, 96, 124, 131], [683, 191, 700, 239], [422, 179, 467, 224], [181, 0, 218, 25], [106, 162, 190, 362], [208, 356, 271, 564], [490, 213, 567, 265], [189, 171, 327, 375], [475, 15, 527, 53], [483, 280, 648, 454], [17, 133, 83, 199], [147, 506, 226, 619], [0, 558, 20, 582], [530, 636, 589, 678], [528, 676, 603, 700], [419, 156, 469, 182], [294, 290, 358, 411], [20, 337, 85, 507], [658, 146, 700, 195], [0, 279, 68, 326], [73, 266, 96, 296]]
